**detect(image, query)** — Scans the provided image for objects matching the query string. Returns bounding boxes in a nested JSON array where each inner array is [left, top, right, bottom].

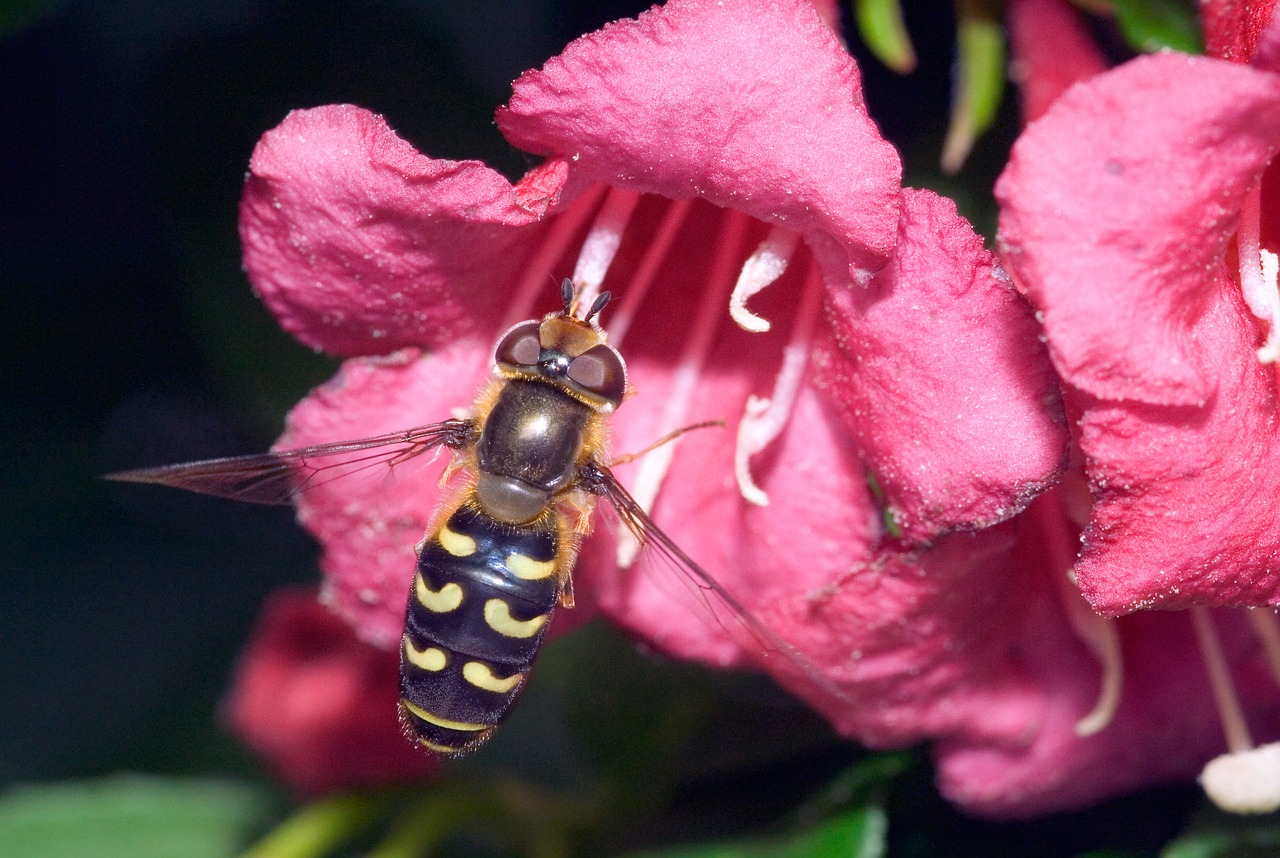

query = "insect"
[[108, 279, 827, 755]]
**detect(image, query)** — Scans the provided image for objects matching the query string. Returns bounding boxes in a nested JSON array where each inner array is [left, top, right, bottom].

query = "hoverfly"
[[109, 279, 837, 754]]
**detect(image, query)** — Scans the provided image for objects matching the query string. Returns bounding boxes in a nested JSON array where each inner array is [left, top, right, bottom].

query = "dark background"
[[0, 1, 1201, 855]]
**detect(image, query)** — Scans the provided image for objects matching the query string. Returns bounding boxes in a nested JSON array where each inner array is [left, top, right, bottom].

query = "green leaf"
[[1162, 818, 1280, 858], [853, 0, 917, 73], [623, 806, 887, 858], [1109, 0, 1202, 55], [0, 776, 274, 858]]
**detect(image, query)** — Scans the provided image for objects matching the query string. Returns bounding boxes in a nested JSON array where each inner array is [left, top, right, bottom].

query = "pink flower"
[[997, 10, 1280, 617], [1006, 0, 1107, 123], [223, 589, 438, 795], [236, 0, 1080, 813], [995, 4, 1280, 813], [1203, 0, 1280, 62]]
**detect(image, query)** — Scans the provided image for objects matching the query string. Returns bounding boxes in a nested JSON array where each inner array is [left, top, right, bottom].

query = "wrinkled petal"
[[277, 344, 489, 647], [222, 588, 438, 794], [1006, 0, 1106, 122], [939, 606, 1280, 816], [1071, 294, 1280, 613], [580, 362, 880, 669], [997, 52, 1280, 408], [497, 0, 902, 287], [814, 189, 1066, 543], [241, 105, 561, 357], [998, 51, 1280, 613]]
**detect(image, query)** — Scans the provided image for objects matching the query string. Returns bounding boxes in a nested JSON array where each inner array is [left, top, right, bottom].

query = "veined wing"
[[104, 419, 475, 505], [580, 462, 856, 709]]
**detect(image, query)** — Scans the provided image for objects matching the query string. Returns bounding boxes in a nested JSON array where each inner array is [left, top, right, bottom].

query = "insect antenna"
[[560, 277, 575, 314], [585, 291, 612, 324]]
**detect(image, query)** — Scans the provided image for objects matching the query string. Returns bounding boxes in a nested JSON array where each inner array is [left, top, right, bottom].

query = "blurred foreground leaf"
[[0, 775, 274, 858], [622, 805, 886, 858], [1162, 815, 1280, 858], [853, 0, 916, 73], [1108, 0, 1202, 54]]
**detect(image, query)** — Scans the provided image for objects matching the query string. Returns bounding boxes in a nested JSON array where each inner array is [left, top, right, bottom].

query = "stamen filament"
[[1236, 183, 1280, 363], [729, 226, 802, 333], [1064, 568, 1123, 738], [607, 199, 694, 347], [1246, 607, 1280, 688], [1190, 606, 1254, 754], [735, 264, 822, 506], [571, 187, 642, 314], [616, 210, 751, 568], [503, 182, 608, 329], [1035, 494, 1124, 737]]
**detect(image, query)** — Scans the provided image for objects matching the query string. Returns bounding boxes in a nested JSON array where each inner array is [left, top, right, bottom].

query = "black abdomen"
[[398, 502, 561, 754]]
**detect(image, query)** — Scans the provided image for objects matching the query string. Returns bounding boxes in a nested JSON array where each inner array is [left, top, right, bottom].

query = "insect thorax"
[[474, 379, 597, 525]]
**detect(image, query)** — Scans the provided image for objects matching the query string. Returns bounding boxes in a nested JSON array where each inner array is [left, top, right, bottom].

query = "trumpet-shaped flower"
[[995, 4, 1280, 814], [228, 0, 1112, 813]]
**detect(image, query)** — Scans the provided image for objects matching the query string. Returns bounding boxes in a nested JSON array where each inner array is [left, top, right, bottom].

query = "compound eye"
[[568, 344, 626, 407], [494, 321, 542, 367]]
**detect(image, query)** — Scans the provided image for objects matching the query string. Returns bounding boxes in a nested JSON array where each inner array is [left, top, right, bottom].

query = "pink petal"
[[496, 0, 902, 286], [579, 372, 880, 669], [814, 189, 1066, 544], [997, 50, 1280, 612], [1006, 0, 1107, 123], [778, 521, 1064, 750], [276, 344, 490, 647], [240, 105, 558, 357], [1071, 285, 1280, 613], [996, 52, 1280, 407], [939, 608, 1280, 816], [1204, 0, 1280, 62], [222, 588, 438, 795]]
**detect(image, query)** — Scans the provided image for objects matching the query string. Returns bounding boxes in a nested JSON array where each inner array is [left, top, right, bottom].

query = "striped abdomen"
[[398, 501, 562, 754]]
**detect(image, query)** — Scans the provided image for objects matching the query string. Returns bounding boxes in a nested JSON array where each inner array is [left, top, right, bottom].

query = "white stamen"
[[734, 266, 822, 506], [1235, 184, 1280, 364], [1191, 606, 1254, 755], [616, 210, 750, 568], [1057, 567, 1123, 737], [571, 187, 641, 314], [606, 199, 694, 347], [1247, 607, 1280, 687], [729, 226, 801, 333], [502, 183, 608, 330], [1037, 496, 1124, 738], [1201, 743, 1280, 814]]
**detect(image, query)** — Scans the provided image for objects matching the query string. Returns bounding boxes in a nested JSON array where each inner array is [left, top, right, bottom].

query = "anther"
[[735, 265, 822, 505], [729, 225, 802, 333], [1189, 607, 1280, 814], [1236, 183, 1280, 363]]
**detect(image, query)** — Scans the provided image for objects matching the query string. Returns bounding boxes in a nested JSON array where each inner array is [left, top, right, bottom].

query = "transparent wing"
[[104, 419, 475, 505], [582, 463, 856, 709]]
